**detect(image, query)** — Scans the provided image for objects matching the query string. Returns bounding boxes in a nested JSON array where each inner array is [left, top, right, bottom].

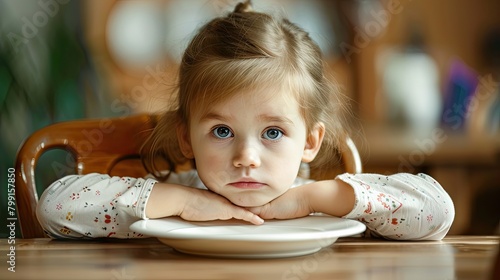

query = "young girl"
[[37, 1, 454, 240]]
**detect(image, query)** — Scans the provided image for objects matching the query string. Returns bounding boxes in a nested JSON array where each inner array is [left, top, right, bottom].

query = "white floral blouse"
[[36, 171, 454, 240]]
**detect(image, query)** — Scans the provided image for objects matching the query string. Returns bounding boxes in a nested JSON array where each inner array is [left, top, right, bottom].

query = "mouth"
[[228, 179, 266, 189]]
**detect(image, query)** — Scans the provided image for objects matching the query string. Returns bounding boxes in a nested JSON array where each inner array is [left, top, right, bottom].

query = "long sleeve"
[[337, 173, 455, 240], [36, 173, 158, 239]]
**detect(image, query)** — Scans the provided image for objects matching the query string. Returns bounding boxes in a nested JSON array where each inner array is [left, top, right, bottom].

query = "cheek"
[[194, 141, 228, 164], [274, 138, 306, 162], [193, 145, 230, 184], [268, 142, 304, 178], [201, 155, 226, 171]]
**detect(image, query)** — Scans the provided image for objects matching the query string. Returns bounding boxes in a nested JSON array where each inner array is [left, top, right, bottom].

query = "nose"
[[232, 140, 261, 168]]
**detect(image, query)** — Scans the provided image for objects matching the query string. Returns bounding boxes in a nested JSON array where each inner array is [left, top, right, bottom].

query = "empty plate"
[[130, 215, 366, 258]]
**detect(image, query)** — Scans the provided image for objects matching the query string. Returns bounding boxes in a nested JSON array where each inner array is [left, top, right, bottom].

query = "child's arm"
[[249, 173, 455, 240], [36, 173, 157, 239], [247, 179, 355, 219], [337, 173, 455, 240], [146, 183, 263, 224], [37, 173, 262, 239]]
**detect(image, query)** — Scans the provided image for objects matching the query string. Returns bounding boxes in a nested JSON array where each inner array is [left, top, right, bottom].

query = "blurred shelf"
[[357, 123, 499, 167]]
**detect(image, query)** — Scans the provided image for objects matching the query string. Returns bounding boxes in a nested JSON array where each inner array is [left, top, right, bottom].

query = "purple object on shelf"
[[441, 59, 479, 130]]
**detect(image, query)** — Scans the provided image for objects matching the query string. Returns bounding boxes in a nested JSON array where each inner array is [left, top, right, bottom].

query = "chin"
[[229, 196, 273, 208]]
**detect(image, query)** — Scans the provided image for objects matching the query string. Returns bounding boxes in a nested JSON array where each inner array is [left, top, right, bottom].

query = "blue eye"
[[263, 128, 283, 140], [212, 126, 233, 139]]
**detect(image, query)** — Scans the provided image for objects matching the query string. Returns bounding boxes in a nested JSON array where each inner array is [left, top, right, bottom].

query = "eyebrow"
[[258, 115, 295, 127], [199, 112, 229, 123], [200, 112, 295, 127]]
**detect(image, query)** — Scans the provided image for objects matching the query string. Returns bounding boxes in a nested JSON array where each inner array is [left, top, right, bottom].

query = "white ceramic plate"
[[130, 215, 366, 258]]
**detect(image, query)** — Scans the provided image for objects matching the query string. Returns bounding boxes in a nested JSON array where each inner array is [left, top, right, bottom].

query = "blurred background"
[[1, 0, 499, 238]]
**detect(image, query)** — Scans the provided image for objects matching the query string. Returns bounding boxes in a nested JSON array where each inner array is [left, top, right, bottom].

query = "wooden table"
[[1, 236, 498, 280]]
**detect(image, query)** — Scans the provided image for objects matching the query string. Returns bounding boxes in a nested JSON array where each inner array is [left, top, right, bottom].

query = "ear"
[[176, 123, 194, 159], [302, 122, 325, 163]]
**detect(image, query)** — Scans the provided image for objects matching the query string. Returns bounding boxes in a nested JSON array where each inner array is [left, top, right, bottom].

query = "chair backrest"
[[15, 114, 362, 238]]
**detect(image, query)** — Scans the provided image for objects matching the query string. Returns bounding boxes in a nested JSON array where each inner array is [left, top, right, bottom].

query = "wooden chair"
[[15, 114, 362, 238]]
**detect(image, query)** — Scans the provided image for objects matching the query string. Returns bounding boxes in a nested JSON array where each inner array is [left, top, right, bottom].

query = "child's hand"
[[180, 188, 264, 225], [247, 186, 313, 220], [146, 183, 263, 225], [248, 180, 355, 219]]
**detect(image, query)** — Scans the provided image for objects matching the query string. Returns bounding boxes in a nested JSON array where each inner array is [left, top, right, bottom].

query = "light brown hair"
[[141, 0, 350, 179]]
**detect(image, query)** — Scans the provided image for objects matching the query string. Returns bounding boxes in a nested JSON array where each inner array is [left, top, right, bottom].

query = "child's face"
[[178, 88, 324, 207]]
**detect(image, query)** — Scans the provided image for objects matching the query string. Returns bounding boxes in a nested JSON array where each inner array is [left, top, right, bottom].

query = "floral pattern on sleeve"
[[337, 173, 455, 240], [36, 174, 158, 239]]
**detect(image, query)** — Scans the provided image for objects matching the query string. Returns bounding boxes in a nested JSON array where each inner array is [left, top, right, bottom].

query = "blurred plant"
[[0, 1, 116, 238]]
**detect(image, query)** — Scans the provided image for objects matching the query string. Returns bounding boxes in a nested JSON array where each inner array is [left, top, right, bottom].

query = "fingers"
[[232, 207, 264, 225], [247, 204, 274, 219], [183, 189, 265, 225], [249, 214, 265, 225]]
